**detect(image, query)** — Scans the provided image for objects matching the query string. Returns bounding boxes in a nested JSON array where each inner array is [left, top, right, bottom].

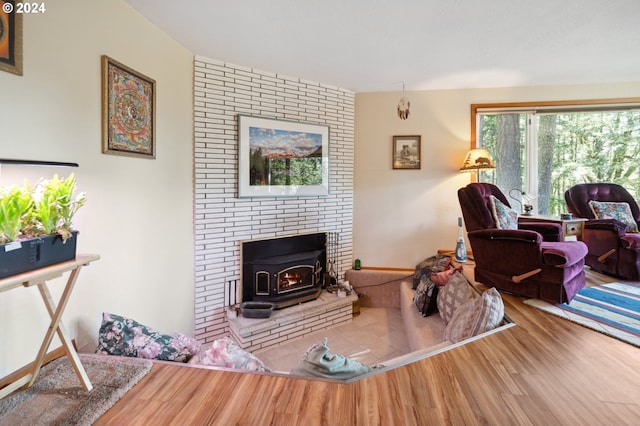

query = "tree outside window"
[[474, 99, 640, 217]]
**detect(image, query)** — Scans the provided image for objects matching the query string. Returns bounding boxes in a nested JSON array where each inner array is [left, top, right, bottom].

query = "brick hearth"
[[228, 291, 358, 352]]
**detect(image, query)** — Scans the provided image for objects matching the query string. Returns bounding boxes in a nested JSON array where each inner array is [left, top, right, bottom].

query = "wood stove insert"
[[242, 233, 326, 309]]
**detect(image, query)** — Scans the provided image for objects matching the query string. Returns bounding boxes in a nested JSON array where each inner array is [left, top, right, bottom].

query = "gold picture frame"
[[392, 135, 421, 169], [0, 1, 23, 76], [101, 55, 156, 159]]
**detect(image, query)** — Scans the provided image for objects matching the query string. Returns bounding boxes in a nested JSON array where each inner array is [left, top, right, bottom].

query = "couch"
[[346, 267, 510, 357]]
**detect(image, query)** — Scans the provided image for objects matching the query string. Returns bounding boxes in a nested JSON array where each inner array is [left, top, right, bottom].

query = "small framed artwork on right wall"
[[392, 135, 421, 169]]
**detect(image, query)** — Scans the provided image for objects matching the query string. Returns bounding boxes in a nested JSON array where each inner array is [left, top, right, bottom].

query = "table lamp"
[[459, 148, 496, 181]]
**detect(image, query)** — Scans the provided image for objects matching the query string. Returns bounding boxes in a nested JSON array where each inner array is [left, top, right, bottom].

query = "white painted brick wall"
[[194, 56, 355, 343]]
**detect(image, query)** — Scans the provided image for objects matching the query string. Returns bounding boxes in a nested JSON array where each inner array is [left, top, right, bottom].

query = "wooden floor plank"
[[95, 278, 640, 425]]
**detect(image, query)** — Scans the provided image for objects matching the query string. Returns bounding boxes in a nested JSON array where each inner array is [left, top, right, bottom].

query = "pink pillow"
[[196, 337, 270, 372], [430, 267, 462, 286]]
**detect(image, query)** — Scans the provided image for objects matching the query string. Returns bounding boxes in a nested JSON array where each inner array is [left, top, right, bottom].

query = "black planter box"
[[0, 231, 78, 279]]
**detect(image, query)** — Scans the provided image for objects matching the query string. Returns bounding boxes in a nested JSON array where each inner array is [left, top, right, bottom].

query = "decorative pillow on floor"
[[437, 271, 477, 324], [414, 266, 463, 316], [290, 338, 372, 379], [196, 337, 270, 372], [588, 200, 639, 233], [171, 332, 203, 356], [443, 287, 504, 343], [412, 254, 452, 289], [95, 312, 200, 363], [489, 195, 518, 230], [414, 277, 439, 317]]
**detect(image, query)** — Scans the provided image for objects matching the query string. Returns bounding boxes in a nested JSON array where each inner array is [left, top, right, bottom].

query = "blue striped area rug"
[[523, 282, 640, 347], [559, 283, 640, 336]]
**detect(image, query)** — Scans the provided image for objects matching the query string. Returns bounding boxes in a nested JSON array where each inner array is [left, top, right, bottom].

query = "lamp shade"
[[459, 148, 496, 172], [521, 191, 535, 203]]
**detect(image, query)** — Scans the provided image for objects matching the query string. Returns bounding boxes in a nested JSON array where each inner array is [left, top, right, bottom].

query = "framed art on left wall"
[[101, 55, 156, 159], [0, 1, 23, 76]]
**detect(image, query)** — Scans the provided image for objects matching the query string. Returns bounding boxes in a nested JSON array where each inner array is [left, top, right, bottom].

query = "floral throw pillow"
[[489, 195, 518, 230], [588, 200, 639, 233], [95, 312, 200, 362]]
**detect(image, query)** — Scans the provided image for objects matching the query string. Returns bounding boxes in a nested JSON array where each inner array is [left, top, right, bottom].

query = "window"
[[472, 98, 640, 216]]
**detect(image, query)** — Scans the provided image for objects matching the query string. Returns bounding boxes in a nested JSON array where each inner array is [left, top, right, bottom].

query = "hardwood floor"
[[96, 276, 640, 425]]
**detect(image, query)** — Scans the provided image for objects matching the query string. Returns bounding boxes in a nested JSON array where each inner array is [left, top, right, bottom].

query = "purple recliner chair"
[[565, 183, 640, 280], [458, 183, 588, 303]]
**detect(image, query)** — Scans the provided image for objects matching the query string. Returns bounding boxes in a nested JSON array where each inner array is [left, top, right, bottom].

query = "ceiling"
[[124, 0, 640, 93]]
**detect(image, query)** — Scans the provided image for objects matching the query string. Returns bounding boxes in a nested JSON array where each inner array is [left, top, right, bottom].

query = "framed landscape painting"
[[238, 115, 330, 197], [101, 56, 156, 159]]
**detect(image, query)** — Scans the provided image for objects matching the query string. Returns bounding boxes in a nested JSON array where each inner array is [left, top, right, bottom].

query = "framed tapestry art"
[[392, 135, 421, 170], [102, 56, 156, 159], [238, 115, 330, 197], [0, 1, 22, 75]]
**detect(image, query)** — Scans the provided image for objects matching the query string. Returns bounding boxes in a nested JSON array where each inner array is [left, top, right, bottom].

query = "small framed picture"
[[392, 135, 421, 169], [101, 56, 156, 159]]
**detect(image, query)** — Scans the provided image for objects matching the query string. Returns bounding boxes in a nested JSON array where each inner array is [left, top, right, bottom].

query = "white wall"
[[354, 82, 640, 268], [0, 0, 193, 376]]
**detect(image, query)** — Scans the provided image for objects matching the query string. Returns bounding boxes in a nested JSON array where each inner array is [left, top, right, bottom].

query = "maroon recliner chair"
[[565, 183, 640, 280], [458, 183, 588, 303]]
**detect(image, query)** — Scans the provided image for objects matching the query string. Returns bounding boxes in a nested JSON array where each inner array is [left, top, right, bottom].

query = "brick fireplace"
[[193, 56, 355, 344]]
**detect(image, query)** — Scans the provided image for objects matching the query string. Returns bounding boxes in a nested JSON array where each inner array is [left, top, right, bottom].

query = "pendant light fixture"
[[397, 82, 410, 120]]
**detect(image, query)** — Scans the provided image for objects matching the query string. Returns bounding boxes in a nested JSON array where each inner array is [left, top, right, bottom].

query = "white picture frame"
[[238, 115, 330, 197]]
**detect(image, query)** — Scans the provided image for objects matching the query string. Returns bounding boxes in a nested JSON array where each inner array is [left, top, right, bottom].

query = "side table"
[[519, 216, 587, 240], [0, 254, 100, 399]]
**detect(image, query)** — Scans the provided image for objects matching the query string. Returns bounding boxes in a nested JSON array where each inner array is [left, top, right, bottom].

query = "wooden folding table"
[[0, 254, 100, 399]]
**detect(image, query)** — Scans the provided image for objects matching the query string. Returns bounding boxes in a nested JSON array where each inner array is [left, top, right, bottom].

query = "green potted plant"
[[0, 174, 85, 278], [28, 174, 86, 242], [0, 185, 33, 244]]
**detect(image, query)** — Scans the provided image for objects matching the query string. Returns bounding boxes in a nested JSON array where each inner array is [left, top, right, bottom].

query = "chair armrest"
[[468, 229, 543, 275], [621, 234, 640, 250], [584, 219, 627, 237], [468, 228, 542, 244], [541, 241, 588, 267], [518, 221, 563, 242]]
